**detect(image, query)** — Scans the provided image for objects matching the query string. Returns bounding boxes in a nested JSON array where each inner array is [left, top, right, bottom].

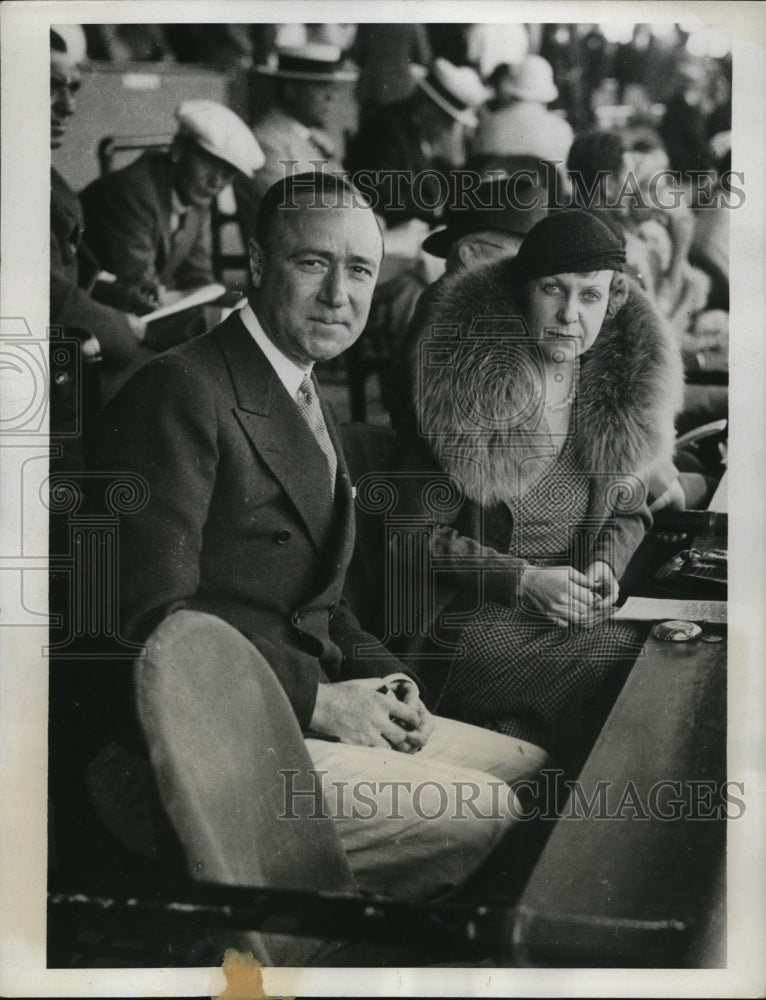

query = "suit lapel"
[[215, 317, 338, 552]]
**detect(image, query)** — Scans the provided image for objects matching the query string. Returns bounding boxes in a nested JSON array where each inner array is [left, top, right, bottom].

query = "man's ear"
[[248, 238, 266, 288], [456, 241, 480, 269]]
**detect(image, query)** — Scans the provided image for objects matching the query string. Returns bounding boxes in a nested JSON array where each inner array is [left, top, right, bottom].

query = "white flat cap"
[[175, 100, 265, 178]]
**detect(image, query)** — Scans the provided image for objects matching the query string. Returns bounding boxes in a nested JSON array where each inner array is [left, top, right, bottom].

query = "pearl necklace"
[[543, 355, 580, 411]]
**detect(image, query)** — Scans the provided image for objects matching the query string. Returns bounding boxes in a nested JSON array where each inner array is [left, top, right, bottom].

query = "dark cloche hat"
[[513, 209, 627, 279]]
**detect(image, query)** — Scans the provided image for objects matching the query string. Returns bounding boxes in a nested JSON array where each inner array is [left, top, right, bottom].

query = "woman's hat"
[[175, 100, 265, 177], [411, 58, 491, 128], [422, 176, 548, 258], [513, 209, 626, 279], [503, 55, 559, 104], [255, 44, 359, 82]]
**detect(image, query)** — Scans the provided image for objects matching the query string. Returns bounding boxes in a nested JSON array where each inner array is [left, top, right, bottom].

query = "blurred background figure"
[[354, 24, 433, 118], [419, 175, 548, 276], [80, 99, 263, 350], [472, 55, 574, 167], [465, 22, 529, 78], [237, 45, 356, 234], [384, 175, 549, 430], [49, 27, 153, 403], [660, 58, 714, 174], [346, 57, 489, 232]]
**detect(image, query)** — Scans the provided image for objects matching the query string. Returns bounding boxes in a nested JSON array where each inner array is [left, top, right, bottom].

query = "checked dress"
[[436, 433, 646, 750]]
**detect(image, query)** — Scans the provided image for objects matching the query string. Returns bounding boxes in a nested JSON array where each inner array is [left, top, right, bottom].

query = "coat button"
[[274, 528, 291, 544], [292, 611, 302, 628]]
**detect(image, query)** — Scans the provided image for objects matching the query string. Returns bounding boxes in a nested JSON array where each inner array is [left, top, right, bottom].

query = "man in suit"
[[80, 100, 264, 301], [99, 172, 547, 905]]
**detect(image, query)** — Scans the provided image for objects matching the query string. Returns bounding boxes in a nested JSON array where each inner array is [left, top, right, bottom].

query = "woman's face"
[[525, 270, 613, 361]]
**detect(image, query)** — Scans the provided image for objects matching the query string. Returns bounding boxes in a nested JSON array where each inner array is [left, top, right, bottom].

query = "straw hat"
[[255, 44, 359, 82], [411, 58, 491, 128]]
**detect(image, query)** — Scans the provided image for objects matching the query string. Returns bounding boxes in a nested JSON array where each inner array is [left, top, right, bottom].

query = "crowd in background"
[[51, 20, 733, 438]]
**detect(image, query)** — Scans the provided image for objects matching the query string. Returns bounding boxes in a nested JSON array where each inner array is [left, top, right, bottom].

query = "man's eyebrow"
[[288, 247, 379, 266]]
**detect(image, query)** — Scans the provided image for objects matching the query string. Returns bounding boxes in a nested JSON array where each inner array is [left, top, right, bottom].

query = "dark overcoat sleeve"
[[50, 227, 144, 369], [80, 168, 164, 289]]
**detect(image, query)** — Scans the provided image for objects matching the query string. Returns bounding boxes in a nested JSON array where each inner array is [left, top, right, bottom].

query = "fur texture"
[[412, 258, 685, 505]]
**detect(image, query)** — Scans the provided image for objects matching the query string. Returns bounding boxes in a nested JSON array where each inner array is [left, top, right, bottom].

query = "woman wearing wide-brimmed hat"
[[393, 210, 684, 756]]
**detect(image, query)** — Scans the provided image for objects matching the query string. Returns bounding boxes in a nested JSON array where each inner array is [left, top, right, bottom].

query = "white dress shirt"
[[239, 302, 310, 398]]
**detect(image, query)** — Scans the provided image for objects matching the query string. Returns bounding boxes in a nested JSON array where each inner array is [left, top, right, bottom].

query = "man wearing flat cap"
[[81, 100, 264, 308]]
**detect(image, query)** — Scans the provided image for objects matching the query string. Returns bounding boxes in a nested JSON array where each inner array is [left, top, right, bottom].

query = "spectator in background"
[[539, 23, 590, 131], [465, 23, 529, 79], [567, 127, 727, 452], [346, 58, 489, 230], [385, 175, 549, 430], [660, 59, 713, 175], [80, 100, 263, 306], [426, 24, 472, 67], [354, 24, 432, 117], [418, 175, 548, 277], [237, 45, 354, 233], [344, 59, 489, 396], [49, 29, 152, 401], [472, 56, 574, 168]]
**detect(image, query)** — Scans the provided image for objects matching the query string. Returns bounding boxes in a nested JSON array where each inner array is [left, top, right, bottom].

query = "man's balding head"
[[248, 172, 383, 367]]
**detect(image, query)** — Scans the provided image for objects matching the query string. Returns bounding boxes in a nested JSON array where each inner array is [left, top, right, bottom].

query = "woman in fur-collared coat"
[[395, 210, 684, 752]]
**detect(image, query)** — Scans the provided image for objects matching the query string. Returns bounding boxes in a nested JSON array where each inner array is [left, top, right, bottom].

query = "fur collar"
[[413, 259, 685, 505]]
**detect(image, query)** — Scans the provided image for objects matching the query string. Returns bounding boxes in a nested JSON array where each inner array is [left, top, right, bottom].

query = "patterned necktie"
[[295, 374, 337, 491]]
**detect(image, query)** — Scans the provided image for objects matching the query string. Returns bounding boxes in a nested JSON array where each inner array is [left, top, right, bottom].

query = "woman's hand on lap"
[[519, 566, 596, 627]]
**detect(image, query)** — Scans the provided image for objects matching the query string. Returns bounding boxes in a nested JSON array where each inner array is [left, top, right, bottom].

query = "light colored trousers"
[[134, 611, 547, 963], [307, 718, 546, 901]]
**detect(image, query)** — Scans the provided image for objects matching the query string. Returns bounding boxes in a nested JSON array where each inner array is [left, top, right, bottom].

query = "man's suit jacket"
[[235, 107, 344, 240], [80, 152, 214, 292], [50, 167, 145, 369], [98, 311, 402, 729]]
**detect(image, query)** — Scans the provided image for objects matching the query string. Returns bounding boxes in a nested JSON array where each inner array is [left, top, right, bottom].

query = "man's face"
[[173, 142, 237, 208], [249, 196, 383, 367], [288, 80, 336, 129], [50, 50, 81, 150], [525, 270, 613, 360]]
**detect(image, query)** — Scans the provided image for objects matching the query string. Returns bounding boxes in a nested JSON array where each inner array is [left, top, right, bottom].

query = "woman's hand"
[[519, 566, 596, 627]]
